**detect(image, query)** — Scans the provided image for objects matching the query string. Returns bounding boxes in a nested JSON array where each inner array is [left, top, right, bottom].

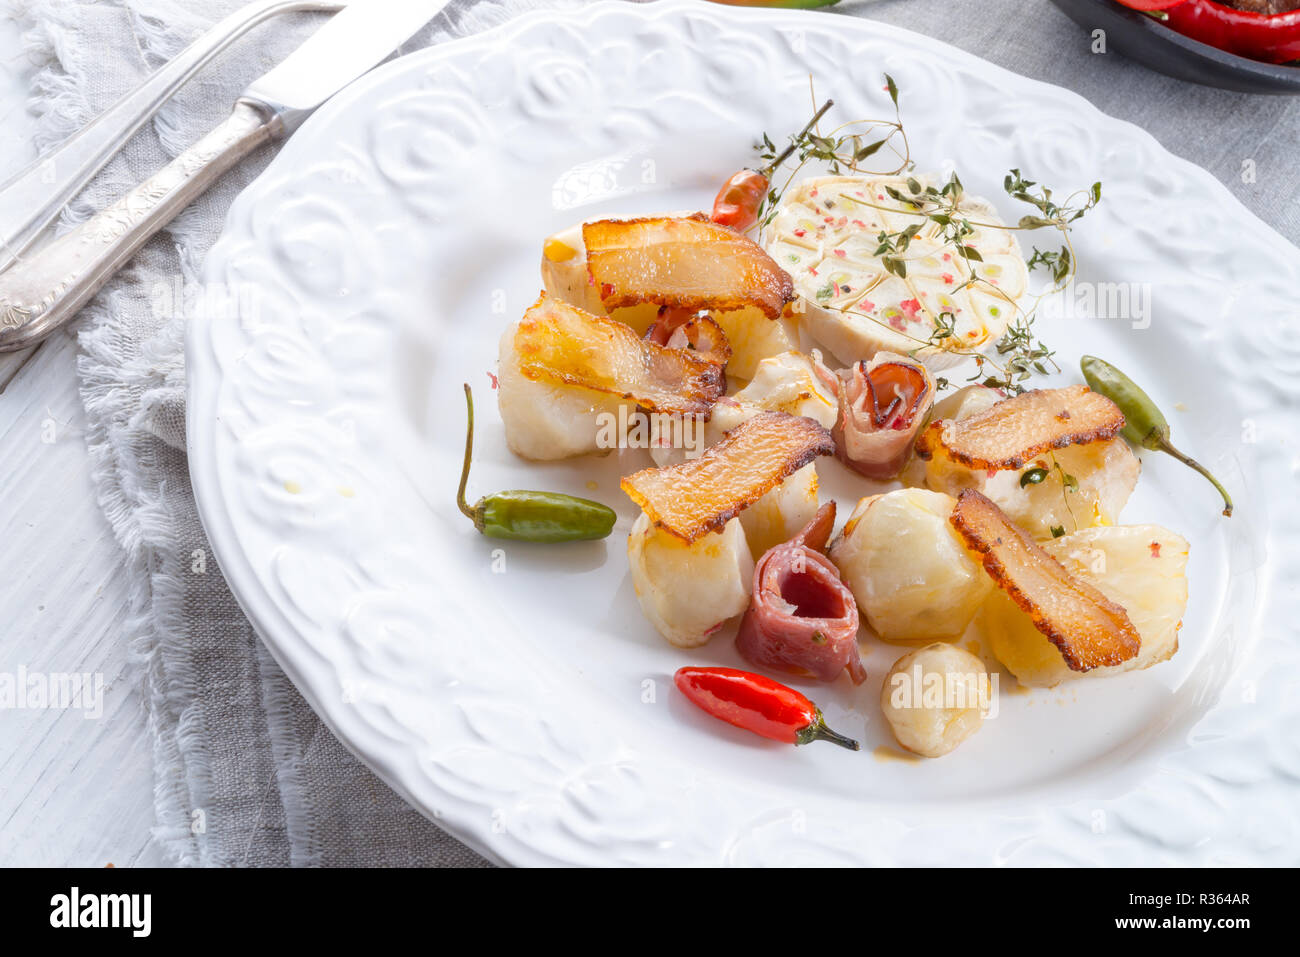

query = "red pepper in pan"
[[710, 99, 834, 233], [1114, 0, 1300, 64], [1112, 0, 1185, 8], [674, 666, 860, 750]]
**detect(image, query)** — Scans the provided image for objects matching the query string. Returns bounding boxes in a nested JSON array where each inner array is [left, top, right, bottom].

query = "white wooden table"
[[0, 15, 162, 868]]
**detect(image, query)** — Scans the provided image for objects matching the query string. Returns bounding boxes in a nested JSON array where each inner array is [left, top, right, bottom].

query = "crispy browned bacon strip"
[[584, 215, 795, 320], [950, 490, 1140, 672], [621, 410, 834, 543], [915, 385, 1125, 471], [513, 293, 724, 416]]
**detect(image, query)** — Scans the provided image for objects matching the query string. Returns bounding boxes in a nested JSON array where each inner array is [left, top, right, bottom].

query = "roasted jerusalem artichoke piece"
[[541, 215, 800, 380], [497, 293, 723, 460], [829, 488, 991, 643], [950, 490, 1143, 677], [541, 222, 610, 318], [624, 411, 835, 647], [983, 523, 1189, 688], [628, 513, 754, 649], [916, 384, 1140, 538], [737, 462, 819, 561], [734, 352, 838, 430], [881, 644, 991, 758]]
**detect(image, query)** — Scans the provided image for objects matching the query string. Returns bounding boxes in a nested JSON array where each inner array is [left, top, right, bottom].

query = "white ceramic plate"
[[188, 0, 1300, 866]]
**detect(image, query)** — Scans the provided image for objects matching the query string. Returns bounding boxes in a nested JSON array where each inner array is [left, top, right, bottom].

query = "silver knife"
[[0, 0, 451, 352]]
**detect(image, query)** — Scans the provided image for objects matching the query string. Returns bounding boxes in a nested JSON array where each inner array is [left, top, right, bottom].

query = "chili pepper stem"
[[458, 383, 485, 530], [797, 710, 861, 751], [761, 99, 834, 177], [1151, 432, 1234, 518]]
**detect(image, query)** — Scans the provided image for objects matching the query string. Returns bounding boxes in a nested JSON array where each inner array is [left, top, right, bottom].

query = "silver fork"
[[0, 0, 344, 390]]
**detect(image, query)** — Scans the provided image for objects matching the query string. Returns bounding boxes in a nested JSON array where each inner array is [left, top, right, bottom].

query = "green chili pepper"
[[457, 384, 617, 542], [1080, 356, 1233, 518]]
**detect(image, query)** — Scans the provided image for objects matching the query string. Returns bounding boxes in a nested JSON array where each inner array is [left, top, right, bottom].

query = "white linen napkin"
[[11, 0, 593, 868]]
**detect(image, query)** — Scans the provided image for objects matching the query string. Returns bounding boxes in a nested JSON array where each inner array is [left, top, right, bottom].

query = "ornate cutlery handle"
[[0, 0, 343, 270], [0, 101, 281, 353]]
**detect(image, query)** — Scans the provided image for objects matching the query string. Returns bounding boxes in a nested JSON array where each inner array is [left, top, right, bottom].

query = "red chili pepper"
[[1167, 0, 1300, 63], [674, 666, 860, 750], [711, 169, 770, 232], [1115, 0, 1300, 64], [709, 99, 835, 233]]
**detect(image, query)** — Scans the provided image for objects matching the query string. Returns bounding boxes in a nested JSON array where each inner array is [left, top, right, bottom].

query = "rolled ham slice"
[[735, 503, 867, 685], [832, 352, 934, 480], [644, 307, 732, 369]]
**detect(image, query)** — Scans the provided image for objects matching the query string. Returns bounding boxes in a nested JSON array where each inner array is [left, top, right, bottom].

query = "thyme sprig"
[[832, 158, 1097, 394], [753, 75, 911, 228], [851, 169, 1100, 290], [1051, 455, 1081, 530], [1005, 169, 1102, 285], [835, 170, 1078, 395], [970, 313, 1060, 394], [753, 77, 1102, 396]]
